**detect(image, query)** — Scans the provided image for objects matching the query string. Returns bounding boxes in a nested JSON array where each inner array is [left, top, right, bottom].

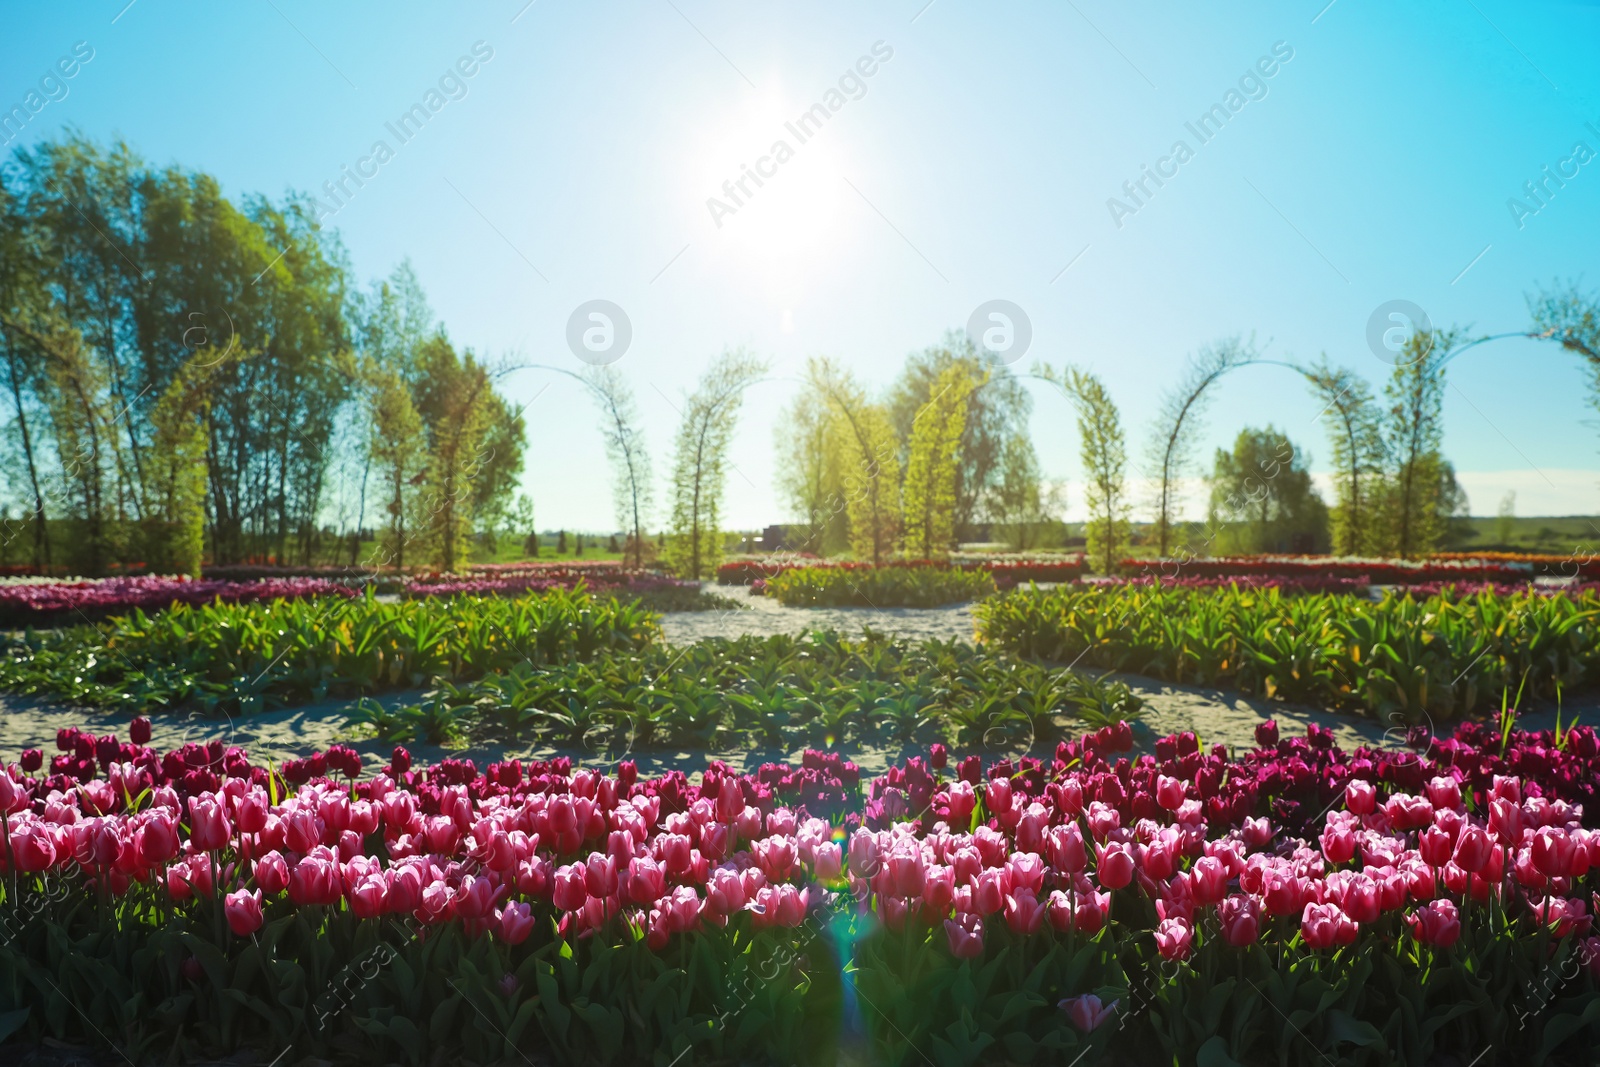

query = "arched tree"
[[1306, 358, 1386, 555], [1147, 337, 1255, 556], [1037, 363, 1129, 575]]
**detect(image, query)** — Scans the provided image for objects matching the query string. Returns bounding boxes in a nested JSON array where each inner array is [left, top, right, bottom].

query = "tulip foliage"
[[4, 719, 1600, 1065], [977, 583, 1600, 721], [0, 588, 656, 715]]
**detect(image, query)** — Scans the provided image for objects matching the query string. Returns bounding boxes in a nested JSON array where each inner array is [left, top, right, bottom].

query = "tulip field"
[[5, 714, 1600, 1065], [4, 572, 1600, 1064]]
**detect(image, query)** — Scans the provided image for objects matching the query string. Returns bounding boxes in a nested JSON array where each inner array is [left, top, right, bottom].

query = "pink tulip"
[[944, 912, 984, 959], [1301, 902, 1357, 950], [1425, 776, 1462, 811], [1004, 888, 1045, 935], [1156, 775, 1185, 811], [1453, 826, 1492, 874], [1532, 827, 1577, 879], [188, 795, 232, 852], [1190, 856, 1228, 905], [1059, 993, 1117, 1032], [1096, 842, 1135, 890], [1345, 779, 1376, 816], [1218, 895, 1260, 946], [1046, 824, 1087, 873], [254, 851, 290, 896], [623, 856, 665, 905], [755, 836, 798, 882], [349, 873, 389, 919], [1153, 917, 1192, 960], [498, 901, 535, 945], [1407, 899, 1460, 948], [225, 887, 263, 936], [551, 863, 588, 912], [973, 867, 1009, 915], [1418, 825, 1455, 868], [945, 781, 976, 827]]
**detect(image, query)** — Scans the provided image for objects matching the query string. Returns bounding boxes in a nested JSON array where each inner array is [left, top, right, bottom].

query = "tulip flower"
[[1218, 895, 1260, 946], [1060, 994, 1117, 1032], [225, 887, 264, 936], [1096, 842, 1135, 890], [497, 901, 534, 946], [944, 912, 984, 959], [1153, 917, 1192, 961], [1407, 899, 1460, 948], [1301, 902, 1357, 950]]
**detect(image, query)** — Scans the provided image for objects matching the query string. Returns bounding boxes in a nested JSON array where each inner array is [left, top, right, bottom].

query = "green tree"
[[664, 349, 767, 578], [582, 364, 653, 568], [1039, 364, 1129, 575], [1305, 359, 1386, 555], [367, 369, 425, 573], [1495, 490, 1516, 545], [809, 359, 900, 564], [1380, 330, 1456, 559], [412, 337, 521, 572], [988, 434, 1064, 551], [774, 360, 848, 554], [1207, 426, 1328, 554], [887, 331, 1030, 535], [139, 362, 212, 576], [901, 363, 980, 559]]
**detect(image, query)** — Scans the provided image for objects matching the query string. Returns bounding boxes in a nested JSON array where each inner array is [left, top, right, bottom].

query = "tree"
[[664, 350, 767, 579], [1306, 359, 1386, 556], [582, 364, 652, 568], [509, 493, 537, 558], [887, 331, 1030, 534], [1495, 490, 1516, 545], [773, 362, 847, 554], [1380, 329, 1457, 559], [1039, 364, 1129, 574], [139, 362, 212, 576], [1206, 426, 1328, 554], [901, 363, 980, 559], [1147, 337, 1254, 556], [808, 359, 900, 564], [988, 434, 1064, 551], [412, 337, 520, 573], [367, 369, 425, 574]]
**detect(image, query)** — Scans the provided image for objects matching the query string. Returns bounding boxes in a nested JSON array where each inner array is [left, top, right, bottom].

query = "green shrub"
[[765, 566, 997, 608]]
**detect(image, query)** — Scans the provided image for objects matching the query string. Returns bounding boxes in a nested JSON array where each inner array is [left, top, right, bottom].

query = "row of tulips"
[[0, 575, 358, 628], [717, 556, 1088, 588], [1124, 555, 1534, 584], [6, 718, 1600, 1063]]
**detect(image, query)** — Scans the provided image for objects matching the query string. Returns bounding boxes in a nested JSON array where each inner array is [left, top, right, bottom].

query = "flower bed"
[[0, 575, 359, 628], [1126, 555, 1533, 584], [1080, 574, 1375, 596], [976, 583, 1600, 720], [4, 718, 1600, 1064], [718, 555, 1088, 588], [346, 631, 1144, 748], [764, 564, 998, 608], [0, 589, 655, 715]]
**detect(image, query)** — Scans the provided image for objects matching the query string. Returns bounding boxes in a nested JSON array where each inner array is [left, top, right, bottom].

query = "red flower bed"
[[1126, 555, 1532, 584], [719, 555, 1087, 588], [0, 575, 358, 628]]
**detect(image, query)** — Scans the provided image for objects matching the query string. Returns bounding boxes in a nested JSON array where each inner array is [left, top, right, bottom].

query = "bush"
[[765, 566, 997, 608], [975, 583, 1600, 721], [0, 588, 656, 715]]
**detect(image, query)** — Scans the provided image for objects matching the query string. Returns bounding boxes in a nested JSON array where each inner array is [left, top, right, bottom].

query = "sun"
[[683, 87, 856, 291]]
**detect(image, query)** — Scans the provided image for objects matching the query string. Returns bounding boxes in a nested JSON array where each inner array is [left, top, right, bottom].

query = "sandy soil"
[[0, 589, 1578, 777]]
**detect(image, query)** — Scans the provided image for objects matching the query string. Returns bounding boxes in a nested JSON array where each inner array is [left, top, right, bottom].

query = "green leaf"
[[1197, 1035, 1245, 1067], [0, 1007, 29, 1044]]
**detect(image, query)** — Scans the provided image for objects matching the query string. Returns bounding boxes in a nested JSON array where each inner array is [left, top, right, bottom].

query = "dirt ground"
[[0, 592, 1579, 778]]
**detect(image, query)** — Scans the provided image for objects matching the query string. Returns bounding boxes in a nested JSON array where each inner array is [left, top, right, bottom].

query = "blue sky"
[[4, 1, 1599, 529]]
